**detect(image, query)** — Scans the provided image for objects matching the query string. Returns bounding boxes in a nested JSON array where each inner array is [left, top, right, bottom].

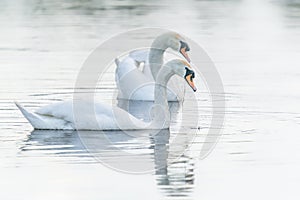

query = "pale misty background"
[[0, 0, 300, 200]]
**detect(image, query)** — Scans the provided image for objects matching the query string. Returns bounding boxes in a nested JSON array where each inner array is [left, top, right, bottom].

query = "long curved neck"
[[152, 66, 174, 129], [149, 36, 170, 80]]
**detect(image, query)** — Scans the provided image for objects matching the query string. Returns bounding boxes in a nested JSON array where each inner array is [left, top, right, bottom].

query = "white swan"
[[115, 32, 191, 101], [16, 59, 196, 130]]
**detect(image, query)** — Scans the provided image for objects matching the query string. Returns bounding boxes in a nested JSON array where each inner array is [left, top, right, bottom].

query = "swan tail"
[[15, 102, 44, 129], [15, 102, 72, 130]]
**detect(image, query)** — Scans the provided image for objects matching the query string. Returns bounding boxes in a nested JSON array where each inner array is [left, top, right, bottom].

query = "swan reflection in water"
[[116, 99, 183, 123], [20, 127, 196, 198], [20, 99, 196, 198]]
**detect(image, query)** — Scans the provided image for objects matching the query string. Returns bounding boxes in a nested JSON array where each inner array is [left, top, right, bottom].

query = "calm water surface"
[[1, 0, 300, 199]]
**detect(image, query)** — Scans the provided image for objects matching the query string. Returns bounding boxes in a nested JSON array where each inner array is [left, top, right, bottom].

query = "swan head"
[[155, 32, 191, 63], [166, 59, 197, 92], [169, 33, 191, 63]]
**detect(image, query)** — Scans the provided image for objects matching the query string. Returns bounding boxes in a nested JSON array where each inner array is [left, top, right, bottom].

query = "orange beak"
[[180, 47, 191, 63], [185, 74, 197, 92]]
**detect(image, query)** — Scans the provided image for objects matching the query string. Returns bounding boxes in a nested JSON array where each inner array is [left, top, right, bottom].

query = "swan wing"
[[129, 49, 154, 80], [129, 49, 149, 63], [35, 100, 148, 130], [115, 56, 154, 100]]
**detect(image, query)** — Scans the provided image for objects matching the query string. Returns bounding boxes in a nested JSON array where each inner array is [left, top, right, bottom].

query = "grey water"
[[1, 0, 300, 199]]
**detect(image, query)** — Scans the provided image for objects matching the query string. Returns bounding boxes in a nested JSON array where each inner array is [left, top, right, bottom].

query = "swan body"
[[115, 55, 178, 101], [16, 100, 147, 130], [115, 32, 190, 101], [16, 59, 196, 130]]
